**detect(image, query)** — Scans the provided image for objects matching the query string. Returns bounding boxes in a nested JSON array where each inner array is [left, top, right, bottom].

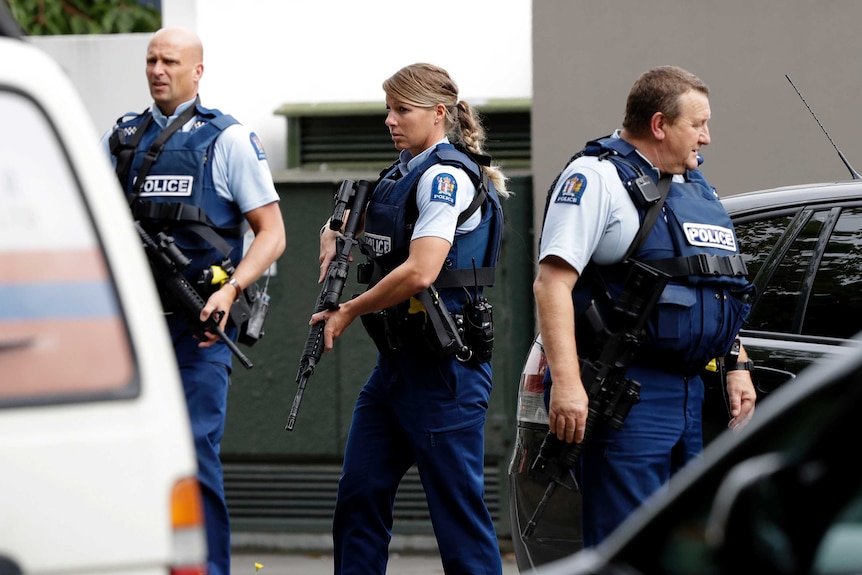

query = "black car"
[[508, 180, 862, 571], [532, 330, 862, 575]]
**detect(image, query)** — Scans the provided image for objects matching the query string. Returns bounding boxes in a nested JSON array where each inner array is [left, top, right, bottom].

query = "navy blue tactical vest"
[[362, 143, 503, 314], [569, 136, 754, 373], [112, 103, 244, 285]]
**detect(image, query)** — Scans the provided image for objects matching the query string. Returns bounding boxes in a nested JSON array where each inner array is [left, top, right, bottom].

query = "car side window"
[[735, 214, 811, 333], [0, 90, 134, 406], [736, 207, 862, 340], [734, 214, 794, 282], [805, 207, 862, 339]]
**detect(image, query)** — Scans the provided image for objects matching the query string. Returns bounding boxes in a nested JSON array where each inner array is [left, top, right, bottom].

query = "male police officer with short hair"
[[534, 65, 756, 547], [100, 27, 285, 575]]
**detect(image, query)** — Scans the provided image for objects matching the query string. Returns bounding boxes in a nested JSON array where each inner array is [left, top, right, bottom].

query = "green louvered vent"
[[278, 100, 531, 171], [299, 114, 395, 168], [481, 110, 532, 165], [223, 461, 502, 534]]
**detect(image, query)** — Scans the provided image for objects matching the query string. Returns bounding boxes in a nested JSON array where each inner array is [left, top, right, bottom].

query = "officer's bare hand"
[[548, 381, 590, 444], [318, 227, 352, 284], [726, 370, 756, 431], [310, 306, 353, 352], [198, 288, 232, 348]]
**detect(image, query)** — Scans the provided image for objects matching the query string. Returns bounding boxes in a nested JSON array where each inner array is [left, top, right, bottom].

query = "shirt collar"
[[397, 137, 450, 176], [610, 129, 678, 180], [151, 96, 198, 129]]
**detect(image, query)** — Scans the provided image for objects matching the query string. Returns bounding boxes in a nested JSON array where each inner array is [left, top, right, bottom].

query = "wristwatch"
[[727, 359, 754, 372], [226, 277, 242, 302]]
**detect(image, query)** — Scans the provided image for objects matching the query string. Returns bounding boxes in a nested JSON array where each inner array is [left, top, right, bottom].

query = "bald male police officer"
[[533, 66, 757, 547], [101, 27, 285, 575]]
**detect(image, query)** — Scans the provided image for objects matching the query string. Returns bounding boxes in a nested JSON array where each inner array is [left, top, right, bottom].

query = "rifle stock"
[[135, 221, 253, 369], [286, 179, 374, 431]]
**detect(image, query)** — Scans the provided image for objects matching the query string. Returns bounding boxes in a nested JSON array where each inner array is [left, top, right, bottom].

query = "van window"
[[0, 90, 134, 406]]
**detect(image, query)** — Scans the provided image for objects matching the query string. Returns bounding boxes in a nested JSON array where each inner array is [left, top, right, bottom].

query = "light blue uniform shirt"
[[398, 137, 482, 243]]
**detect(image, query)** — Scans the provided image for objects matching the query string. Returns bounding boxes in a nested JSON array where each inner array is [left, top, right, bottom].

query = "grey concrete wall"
[[31, 34, 151, 138], [532, 0, 862, 239]]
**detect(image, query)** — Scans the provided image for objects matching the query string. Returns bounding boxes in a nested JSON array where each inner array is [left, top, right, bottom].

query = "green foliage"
[[3, 0, 160, 35]]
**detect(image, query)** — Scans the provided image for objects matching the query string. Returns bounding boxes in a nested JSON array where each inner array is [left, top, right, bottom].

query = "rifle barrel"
[[286, 375, 309, 431], [213, 322, 253, 369]]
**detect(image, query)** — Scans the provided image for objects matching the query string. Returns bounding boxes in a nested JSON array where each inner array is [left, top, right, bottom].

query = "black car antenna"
[[786, 74, 862, 180]]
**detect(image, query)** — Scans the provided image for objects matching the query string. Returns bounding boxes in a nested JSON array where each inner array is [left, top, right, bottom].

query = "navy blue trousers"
[[545, 364, 704, 547], [172, 318, 233, 575], [333, 349, 502, 575]]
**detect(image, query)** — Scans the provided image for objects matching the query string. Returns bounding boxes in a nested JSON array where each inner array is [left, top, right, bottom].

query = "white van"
[[0, 13, 206, 575]]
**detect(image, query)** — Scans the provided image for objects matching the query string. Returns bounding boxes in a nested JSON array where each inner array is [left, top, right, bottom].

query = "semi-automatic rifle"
[[522, 260, 669, 538], [136, 221, 253, 369], [286, 179, 374, 431]]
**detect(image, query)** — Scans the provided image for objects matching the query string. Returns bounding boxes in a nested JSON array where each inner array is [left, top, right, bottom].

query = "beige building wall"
[[532, 0, 862, 239]]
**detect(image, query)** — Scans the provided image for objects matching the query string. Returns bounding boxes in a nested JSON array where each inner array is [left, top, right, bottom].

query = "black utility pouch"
[[237, 282, 270, 346], [356, 262, 373, 285], [360, 305, 407, 354], [462, 298, 494, 363]]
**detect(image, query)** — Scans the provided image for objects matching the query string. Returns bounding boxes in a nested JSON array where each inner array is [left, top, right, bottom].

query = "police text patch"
[[683, 223, 737, 251], [430, 173, 457, 206], [250, 132, 267, 161], [556, 173, 587, 205], [137, 175, 193, 197], [364, 232, 391, 256]]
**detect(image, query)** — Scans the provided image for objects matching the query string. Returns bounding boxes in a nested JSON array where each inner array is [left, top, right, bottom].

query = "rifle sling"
[[128, 97, 200, 205]]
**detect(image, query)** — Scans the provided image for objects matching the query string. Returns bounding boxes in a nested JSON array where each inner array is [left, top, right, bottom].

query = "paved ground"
[[230, 533, 521, 574], [231, 551, 521, 574]]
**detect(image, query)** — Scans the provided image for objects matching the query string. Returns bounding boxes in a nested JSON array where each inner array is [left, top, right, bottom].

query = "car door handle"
[[753, 366, 796, 397]]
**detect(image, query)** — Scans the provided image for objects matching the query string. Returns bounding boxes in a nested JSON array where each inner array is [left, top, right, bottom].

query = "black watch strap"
[[727, 359, 754, 372]]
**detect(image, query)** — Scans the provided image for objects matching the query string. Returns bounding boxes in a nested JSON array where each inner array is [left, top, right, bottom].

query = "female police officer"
[[311, 63, 509, 575]]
